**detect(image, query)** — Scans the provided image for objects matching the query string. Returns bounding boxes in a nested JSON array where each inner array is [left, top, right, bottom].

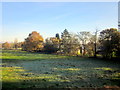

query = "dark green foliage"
[[44, 37, 60, 53], [99, 28, 120, 59], [44, 43, 59, 53], [61, 29, 79, 55], [55, 33, 60, 39], [61, 29, 71, 54]]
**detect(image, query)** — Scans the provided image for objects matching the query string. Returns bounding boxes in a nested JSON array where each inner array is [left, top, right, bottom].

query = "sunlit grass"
[[111, 73, 120, 79], [1, 50, 71, 61], [1, 64, 71, 84], [95, 67, 114, 71], [54, 68, 80, 71], [1, 67, 23, 82]]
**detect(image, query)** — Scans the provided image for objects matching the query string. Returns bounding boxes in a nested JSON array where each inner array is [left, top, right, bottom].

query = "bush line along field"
[[1, 50, 120, 88]]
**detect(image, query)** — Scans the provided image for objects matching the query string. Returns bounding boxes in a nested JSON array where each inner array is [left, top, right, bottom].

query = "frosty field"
[[1, 50, 120, 88]]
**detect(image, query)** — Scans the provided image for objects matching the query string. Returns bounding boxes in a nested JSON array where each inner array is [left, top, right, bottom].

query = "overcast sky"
[[2, 2, 118, 42]]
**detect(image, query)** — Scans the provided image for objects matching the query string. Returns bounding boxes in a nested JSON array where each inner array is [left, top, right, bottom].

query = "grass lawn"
[[1, 50, 120, 88]]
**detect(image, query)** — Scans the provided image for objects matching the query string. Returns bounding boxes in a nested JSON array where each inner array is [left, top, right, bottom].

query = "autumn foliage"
[[2, 42, 11, 49], [4, 28, 119, 58], [22, 31, 44, 52]]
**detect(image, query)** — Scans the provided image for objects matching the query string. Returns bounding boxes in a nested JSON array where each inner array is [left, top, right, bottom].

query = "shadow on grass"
[[2, 76, 120, 89], [2, 59, 21, 63]]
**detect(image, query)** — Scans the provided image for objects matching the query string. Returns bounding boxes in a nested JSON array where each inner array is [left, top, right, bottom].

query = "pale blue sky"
[[2, 2, 118, 42]]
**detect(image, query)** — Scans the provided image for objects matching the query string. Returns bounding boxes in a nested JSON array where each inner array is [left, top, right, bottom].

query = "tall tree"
[[93, 29, 99, 57], [61, 29, 71, 54], [61, 29, 79, 55], [99, 28, 120, 58], [14, 38, 18, 49], [55, 33, 60, 39], [2, 42, 11, 49], [68, 33, 80, 55], [77, 31, 91, 55], [22, 31, 44, 52]]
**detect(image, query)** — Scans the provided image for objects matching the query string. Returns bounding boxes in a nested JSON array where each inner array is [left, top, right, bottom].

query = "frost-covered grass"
[[1, 50, 120, 88]]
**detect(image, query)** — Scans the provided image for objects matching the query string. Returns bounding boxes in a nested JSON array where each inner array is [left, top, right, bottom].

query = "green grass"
[[1, 50, 120, 88], [1, 50, 71, 62]]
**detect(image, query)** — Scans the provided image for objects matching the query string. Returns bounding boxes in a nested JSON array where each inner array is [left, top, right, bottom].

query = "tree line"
[[1, 28, 120, 59]]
